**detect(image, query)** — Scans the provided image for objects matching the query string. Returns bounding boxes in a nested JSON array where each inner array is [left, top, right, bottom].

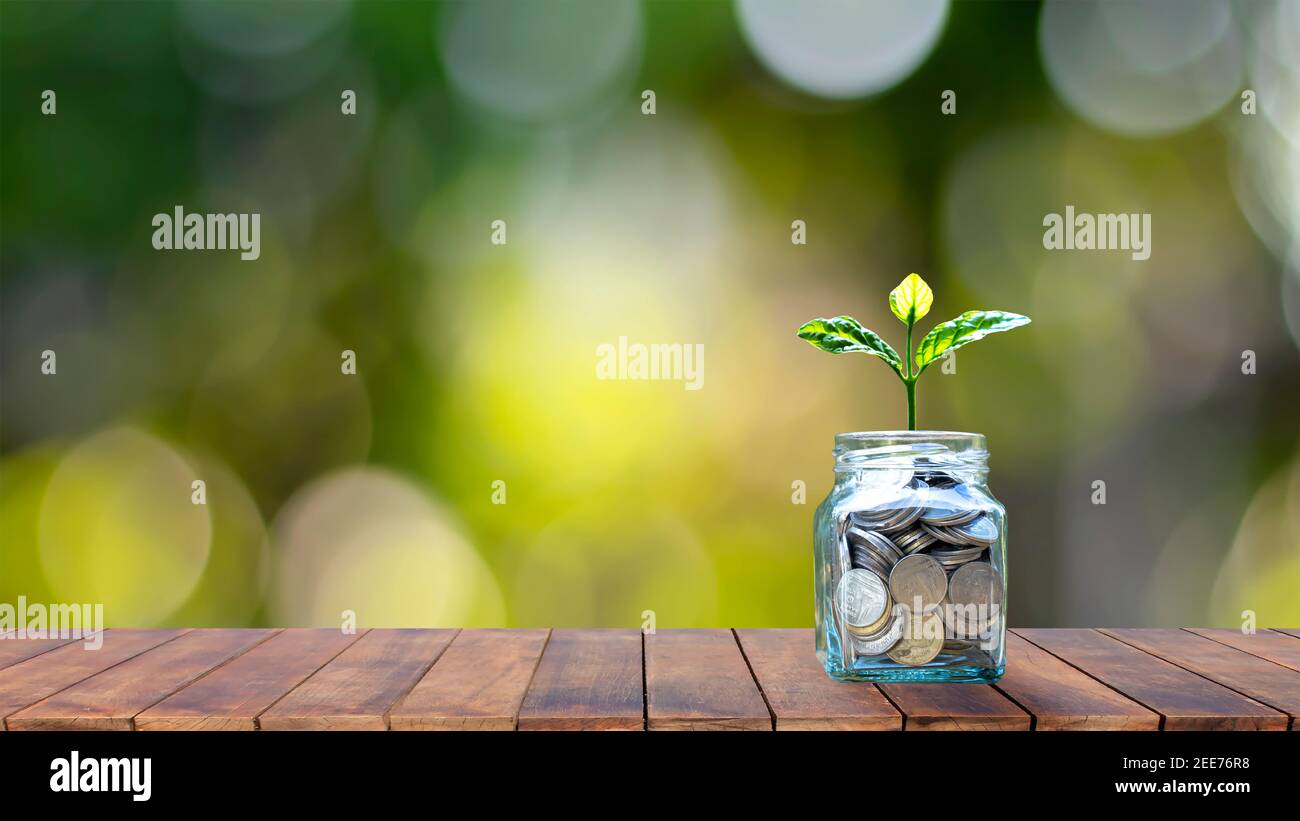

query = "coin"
[[919, 521, 963, 545], [886, 611, 944, 665], [944, 561, 1003, 637], [850, 544, 893, 580], [836, 569, 889, 631], [857, 524, 899, 563], [929, 546, 986, 569], [851, 611, 905, 656], [888, 554, 948, 613], [848, 590, 894, 637], [920, 484, 983, 526], [892, 526, 937, 554], [949, 514, 998, 546], [847, 526, 902, 560], [878, 503, 925, 532]]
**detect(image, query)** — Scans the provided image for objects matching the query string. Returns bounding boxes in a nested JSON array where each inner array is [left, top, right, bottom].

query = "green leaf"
[[796, 316, 902, 375], [914, 310, 1031, 373], [889, 273, 933, 324]]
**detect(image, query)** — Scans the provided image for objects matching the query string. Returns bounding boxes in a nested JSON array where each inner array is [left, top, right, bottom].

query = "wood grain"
[[0, 630, 186, 730], [0, 632, 81, 671], [734, 628, 900, 730], [517, 629, 643, 731], [390, 629, 550, 730], [645, 629, 771, 730], [1186, 629, 1300, 673], [1273, 629, 1300, 640], [1102, 628, 1300, 729], [1018, 629, 1287, 731], [995, 632, 1158, 730], [136, 629, 364, 730], [878, 681, 1029, 730], [7, 629, 271, 731], [259, 628, 457, 731]]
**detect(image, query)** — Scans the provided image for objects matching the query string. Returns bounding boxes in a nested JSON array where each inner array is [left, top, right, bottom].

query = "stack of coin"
[[836, 471, 1005, 665]]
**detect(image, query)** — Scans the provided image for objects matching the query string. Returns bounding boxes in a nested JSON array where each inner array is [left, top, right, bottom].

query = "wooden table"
[[1, 628, 1296, 731]]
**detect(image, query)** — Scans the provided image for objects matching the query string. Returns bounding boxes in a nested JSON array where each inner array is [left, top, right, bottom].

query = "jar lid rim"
[[835, 430, 985, 441]]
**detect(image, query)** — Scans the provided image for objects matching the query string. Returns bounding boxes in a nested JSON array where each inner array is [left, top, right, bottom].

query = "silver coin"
[[888, 554, 948, 614], [848, 527, 904, 571], [892, 527, 923, 549], [918, 482, 979, 519], [922, 509, 980, 527], [836, 569, 889, 630], [929, 546, 985, 564], [851, 611, 905, 656], [895, 528, 937, 554], [849, 508, 892, 526], [944, 561, 1003, 636], [861, 529, 903, 563], [950, 515, 999, 546], [879, 504, 925, 532], [850, 545, 893, 579], [920, 521, 964, 545]]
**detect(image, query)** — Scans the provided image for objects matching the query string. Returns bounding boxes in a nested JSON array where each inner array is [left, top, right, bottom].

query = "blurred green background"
[[2, 0, 1298, 629]]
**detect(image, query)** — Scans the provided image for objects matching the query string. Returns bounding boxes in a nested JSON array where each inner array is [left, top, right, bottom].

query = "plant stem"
[[905, 318, 917, 430]]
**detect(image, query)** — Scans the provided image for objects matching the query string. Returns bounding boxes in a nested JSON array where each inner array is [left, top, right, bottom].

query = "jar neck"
[[833, 431, 989, 484]]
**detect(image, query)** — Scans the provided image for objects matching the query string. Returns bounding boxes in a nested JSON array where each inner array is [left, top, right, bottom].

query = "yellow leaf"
[[889, 273, 933, 324]]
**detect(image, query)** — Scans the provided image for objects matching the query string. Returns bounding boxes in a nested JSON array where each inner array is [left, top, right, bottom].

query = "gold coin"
[[886, 611, 944, 666]]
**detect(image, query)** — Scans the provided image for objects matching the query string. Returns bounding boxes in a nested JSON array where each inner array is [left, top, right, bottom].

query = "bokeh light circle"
[[1039, 0, 1242, 137], [1211, 457, 1300, 624], [166, 454, 271, 626], [178, 0, 351, 57], [512, 507, 717, 627], [270, 468, 504, 627], [438, 0, 643, 122], [38, 427, 212, 625], [735, 0, 949, 99], [176, 0, 352, 103]]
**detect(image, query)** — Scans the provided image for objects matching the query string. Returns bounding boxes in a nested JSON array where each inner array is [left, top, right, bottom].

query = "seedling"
[[797, 274, 1030, 430]]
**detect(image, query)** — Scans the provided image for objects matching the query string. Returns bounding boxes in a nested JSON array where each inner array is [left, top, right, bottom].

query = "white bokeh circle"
[[271, 467, 504, 627], [438, 0, 643, 122], [735, 0, 949, 99], [38, 427, 212, 625], [1039, 0, 1242, 137]]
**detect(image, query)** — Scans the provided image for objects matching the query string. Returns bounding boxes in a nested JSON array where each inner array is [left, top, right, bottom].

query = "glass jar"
[[814, 431, 1007, 683]]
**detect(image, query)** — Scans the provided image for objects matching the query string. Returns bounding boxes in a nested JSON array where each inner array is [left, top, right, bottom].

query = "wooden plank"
[[1017, 629, 1287, 731], [259, 628, 456, 731], [995, 632, 1158, 730], [0, 630, 186, 730], [135, 629, 364, 731], [391, 629, 550, 730], [7, 629, 272, 731], [734, 628, 900, 730], [878, 682, 1029, 731], [645, 629, 771, 731], [1186, 629, 1300, 674], [0, 633, 81, 671], [517, 629, 643, 731], [1102, 628, 1300, 729], [1274, 629, 1300, 640]]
